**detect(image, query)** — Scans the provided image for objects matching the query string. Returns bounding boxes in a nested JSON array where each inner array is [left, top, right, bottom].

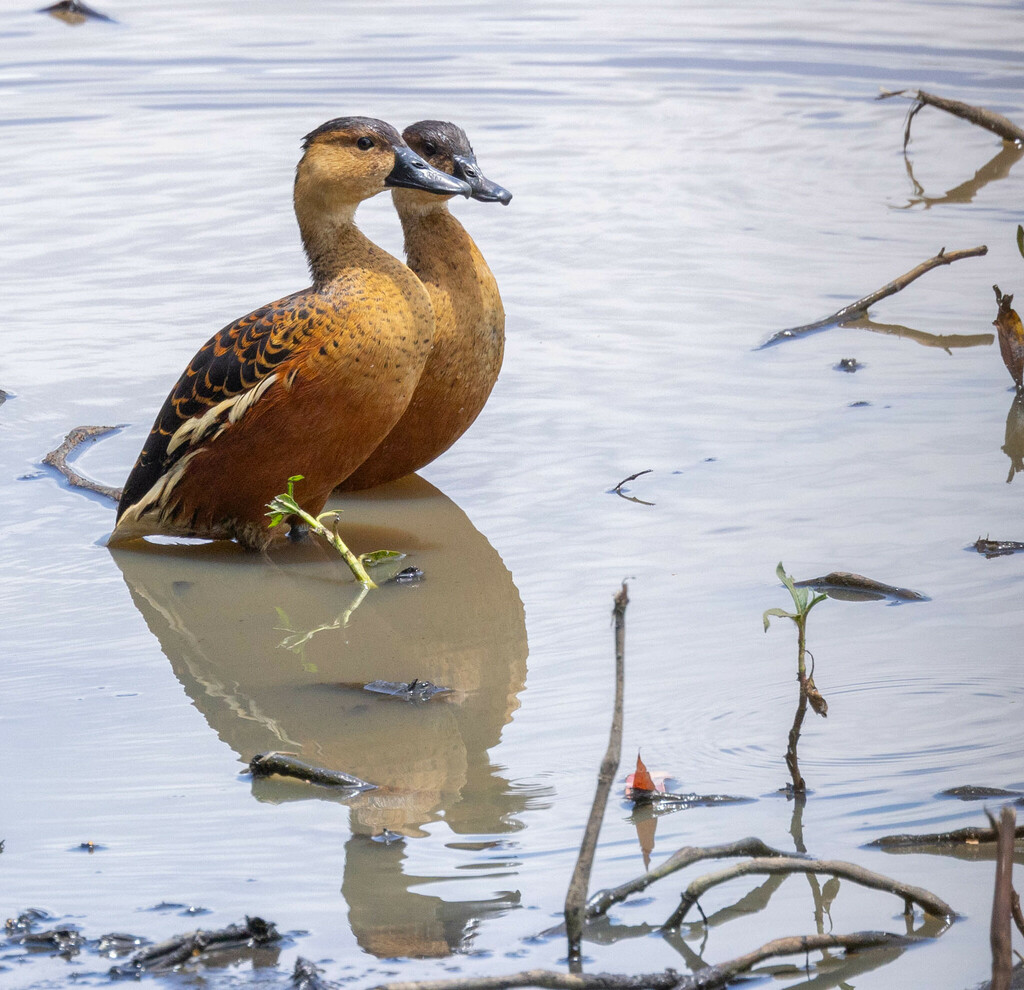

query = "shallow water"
[[2, 1, 1024, 987]]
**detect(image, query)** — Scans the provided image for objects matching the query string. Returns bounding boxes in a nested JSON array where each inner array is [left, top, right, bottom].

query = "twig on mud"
[[585, 837, 801, 920], [990, 807, 1018, 990], [870, 823, 1024, 848], [662, 856, 955, 929], [564, 584, 628, 967], [43, 425, 124, 501], [365, 932, 918, 990], [878, 88, 1024, 149], [759, 246, 988, 348]]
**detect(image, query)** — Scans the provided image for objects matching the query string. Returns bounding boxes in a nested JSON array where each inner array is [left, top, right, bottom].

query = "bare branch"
[[760, 246, 988, 348], [990, 807, 1017, 990], [365, 932, 919, 990], [564, 585, 628, 965], [879, 88, 1024, 146], [43, 425, 124, 501], [586, 837, 801, 919], [662, 856, 955, 929]]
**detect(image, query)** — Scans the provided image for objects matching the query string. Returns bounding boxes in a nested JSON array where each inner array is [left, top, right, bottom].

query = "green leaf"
[[763, 607, 795, 631], [359, 549, 406, 567], [1018, 224, 1024, 261]]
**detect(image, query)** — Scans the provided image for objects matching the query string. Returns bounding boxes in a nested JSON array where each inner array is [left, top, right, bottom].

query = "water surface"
[[2, 2, 1023, 987]]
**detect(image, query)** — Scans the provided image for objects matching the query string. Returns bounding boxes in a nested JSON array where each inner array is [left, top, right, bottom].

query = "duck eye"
[[356, 136, 374, 151], [423, 142, 437, 156]]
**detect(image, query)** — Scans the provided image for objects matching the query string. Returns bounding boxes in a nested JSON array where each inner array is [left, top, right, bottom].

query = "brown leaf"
[[994, 285, 1024, 389], [806, 676, 828, 718], [627, 752, 656, 792]]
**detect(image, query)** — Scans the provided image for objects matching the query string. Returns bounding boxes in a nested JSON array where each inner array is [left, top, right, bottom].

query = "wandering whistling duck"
[[111, 117, 469, 550], [337, 120, 511, 491]]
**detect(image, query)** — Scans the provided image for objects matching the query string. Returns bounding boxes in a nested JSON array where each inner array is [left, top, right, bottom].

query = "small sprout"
[[265, 476, 400, 589], [763, 562, 828, 631]]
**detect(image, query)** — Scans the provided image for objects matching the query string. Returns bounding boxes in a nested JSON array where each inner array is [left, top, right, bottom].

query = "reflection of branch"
[[564, 585, 628, 966], [663, 856, 954, 928], [367, 932, 918, 990], [760, 246, 988, 348], [842, 316, 994, 352], [43, 425, 124, 501], [896, 142, 1024, 210], [586, 837, 800, 920], [878, 88, 1024, 148]]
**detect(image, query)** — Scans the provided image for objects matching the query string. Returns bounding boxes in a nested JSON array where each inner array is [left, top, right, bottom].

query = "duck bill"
[[453, 154, 512, 205], [386, 145, 470, 196]]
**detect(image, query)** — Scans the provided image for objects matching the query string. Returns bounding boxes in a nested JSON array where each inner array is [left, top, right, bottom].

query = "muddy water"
[[2, 1, 1023, 987]]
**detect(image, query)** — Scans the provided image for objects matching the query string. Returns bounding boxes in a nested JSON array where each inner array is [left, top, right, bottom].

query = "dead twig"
[[878, 88, 1024, 149], [870, 823, 1024, 848], [759, 246, 988, 348], [564, 584, 628, 967], [365, 932, 918, 990], [42, 425, 124, 501], [586, 837, 801, 920], [662, 856, 955, 929], [990, 807, 1018, 990], [612, 470, 654, 506]]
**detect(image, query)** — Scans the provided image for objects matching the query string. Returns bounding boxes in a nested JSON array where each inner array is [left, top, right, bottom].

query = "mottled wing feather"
[[117, 289, 320, 519]]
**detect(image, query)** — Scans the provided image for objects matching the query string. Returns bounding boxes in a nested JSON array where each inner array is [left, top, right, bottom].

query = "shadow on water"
[[109, 474, 546, 959]]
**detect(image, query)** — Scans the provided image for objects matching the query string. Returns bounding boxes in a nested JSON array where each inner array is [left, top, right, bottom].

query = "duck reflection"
[[110, 474, 539, 957], [1002, 392, 1024, 483]]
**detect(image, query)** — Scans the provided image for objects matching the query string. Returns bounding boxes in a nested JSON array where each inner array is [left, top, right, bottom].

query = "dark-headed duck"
[[338, 119, 511, 491]]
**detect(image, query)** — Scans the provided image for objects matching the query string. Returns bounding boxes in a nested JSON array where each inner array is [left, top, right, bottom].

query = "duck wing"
[[117, 289, 316, 520]]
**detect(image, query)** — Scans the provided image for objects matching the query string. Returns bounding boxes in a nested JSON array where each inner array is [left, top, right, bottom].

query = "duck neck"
[[393, 192, 466, 271], [296, 201, 380, 287]]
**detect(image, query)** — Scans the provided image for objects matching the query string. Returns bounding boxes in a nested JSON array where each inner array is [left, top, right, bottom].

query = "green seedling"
[[764, 562, 829, 796], [266, 475, 403, 589]]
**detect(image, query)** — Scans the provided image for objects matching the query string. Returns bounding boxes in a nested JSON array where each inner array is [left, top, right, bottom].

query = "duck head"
[[396, 120, 512, 210], [294, 116, 469, 226]]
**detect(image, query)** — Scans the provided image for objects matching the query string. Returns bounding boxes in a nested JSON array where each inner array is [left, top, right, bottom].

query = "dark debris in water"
[[293, 956, 339, 989], [96, 932, 149, 957], [390, 565, 424, 583], [940, 785, 1024, 801], [39, 0, 115, 24], [626, 789, 751, 811], [363, 678, 452, 702], [836, 357, 862, 372], [794, 570, 926, 602], [4, 909, 85, 957], [110, 915, 280, 976], [72, 839, 105, 853], [973, 537, 1024, 558], [249, 751, 376, 792], [145, 901, 210, 915]]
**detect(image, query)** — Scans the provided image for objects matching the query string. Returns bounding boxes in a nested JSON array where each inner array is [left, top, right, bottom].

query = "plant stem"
[[785, 614, 808, 795]]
